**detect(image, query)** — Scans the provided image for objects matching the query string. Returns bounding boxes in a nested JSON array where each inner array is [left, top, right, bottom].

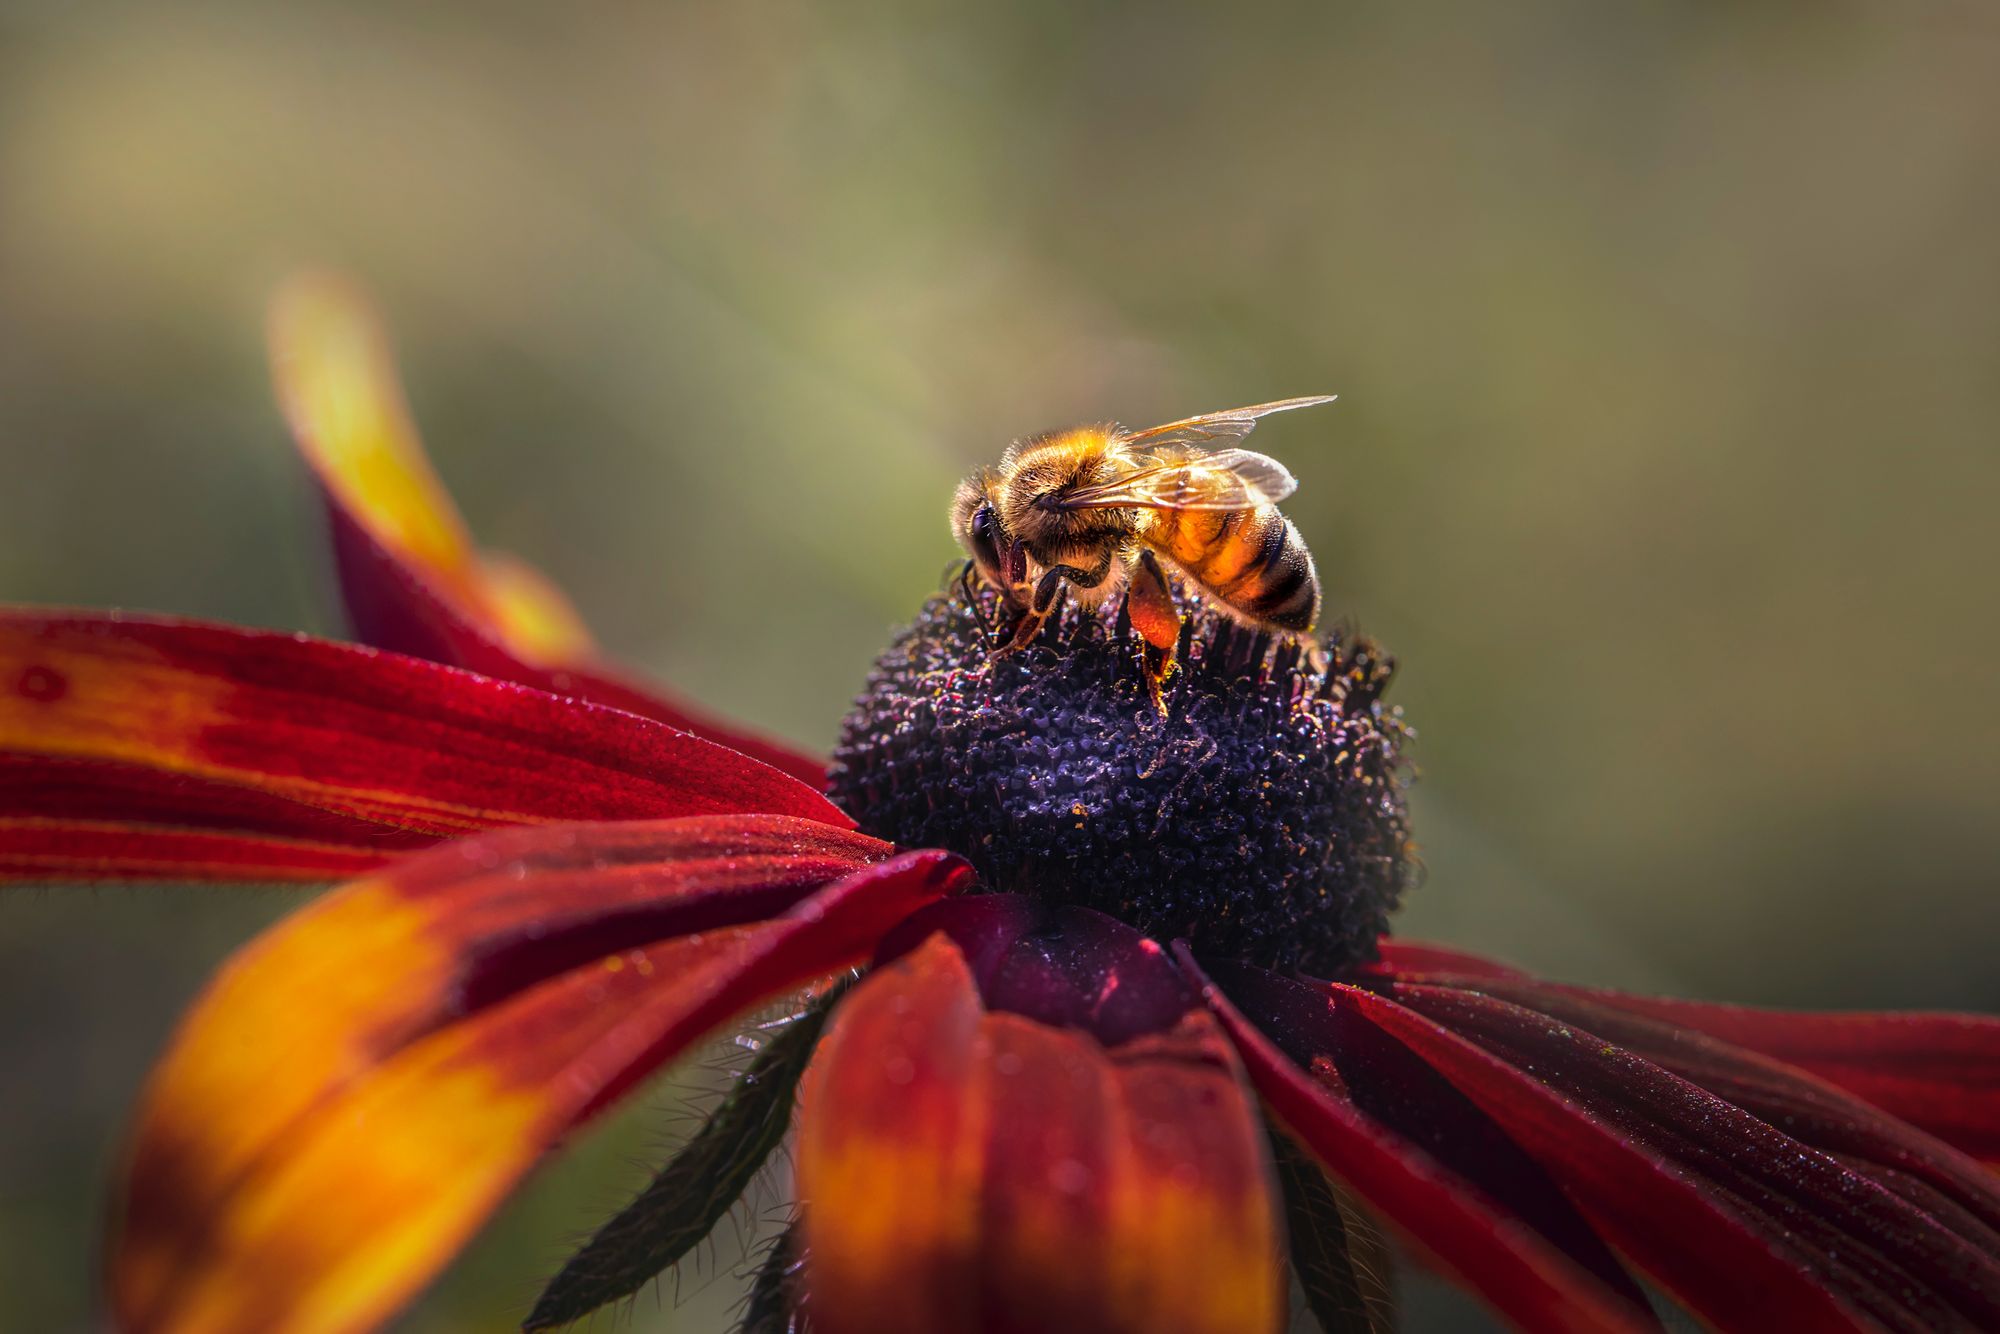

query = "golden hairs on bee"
[[952, 396, 1331, 710]]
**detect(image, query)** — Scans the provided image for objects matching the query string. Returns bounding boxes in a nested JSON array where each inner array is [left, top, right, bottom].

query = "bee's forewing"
[[1121, 394, 1336, 452]]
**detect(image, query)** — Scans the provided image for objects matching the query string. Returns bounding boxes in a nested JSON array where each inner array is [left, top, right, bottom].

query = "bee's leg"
[[975, 539, 1032, 651], [986, 588, 1033, 653], [1041, 549, 1117, 599], [1126, 550, 1183, 716], [992, 569, 1064, 655], [992, 549, 1114, 657], [988, 609, 1029, 653]]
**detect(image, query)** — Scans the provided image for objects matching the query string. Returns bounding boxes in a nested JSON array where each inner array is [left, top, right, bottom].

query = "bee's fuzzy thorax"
[[992, 428, 1131, 551], [828, 584, 1415, 975]]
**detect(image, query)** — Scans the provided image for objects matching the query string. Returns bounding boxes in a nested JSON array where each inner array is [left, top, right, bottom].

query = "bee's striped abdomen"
[[1156, 505, 1320, 632], [1234, 513, 1319, 629]]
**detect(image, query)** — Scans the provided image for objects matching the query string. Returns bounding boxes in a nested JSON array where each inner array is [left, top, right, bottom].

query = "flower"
[[3, 276, 1997, 1334]]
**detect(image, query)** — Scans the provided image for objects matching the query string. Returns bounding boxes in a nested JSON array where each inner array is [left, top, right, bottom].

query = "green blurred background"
[[3, 2, 1997, 1329]]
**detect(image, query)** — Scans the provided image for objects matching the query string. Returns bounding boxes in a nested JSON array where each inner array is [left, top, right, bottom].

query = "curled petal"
[[113, 835, 969, 1334], [269, 274, 826, 786], [1367, 982, 2000, 1332], [268, 274, 544, 654], [799, 933, 1283, 1334], [0, 612, 845, 884], [471, 551, 598, 665], [1179, 950, 1656, 1334]]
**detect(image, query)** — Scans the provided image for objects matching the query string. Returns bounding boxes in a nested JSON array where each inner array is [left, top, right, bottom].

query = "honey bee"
[[952, 395, 1333, 711]]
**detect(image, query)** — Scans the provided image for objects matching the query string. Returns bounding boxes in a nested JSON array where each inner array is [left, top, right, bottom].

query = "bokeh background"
[[3, 2, 1997, 1329]]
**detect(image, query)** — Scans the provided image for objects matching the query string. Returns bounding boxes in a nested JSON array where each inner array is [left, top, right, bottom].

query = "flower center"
[[830, 585, 1414, 975]]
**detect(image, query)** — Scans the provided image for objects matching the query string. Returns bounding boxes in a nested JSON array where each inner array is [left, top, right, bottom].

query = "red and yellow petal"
[[797, 933, 1283, 1334], [123, 816, 890, 1267], [797, 933, 985, 1330], [470, 550, 598, 665], [0, 611, 845, 883], [268, 274, 826, 786], [269, 274, 514, 645], [113, 830, 970, 1334]]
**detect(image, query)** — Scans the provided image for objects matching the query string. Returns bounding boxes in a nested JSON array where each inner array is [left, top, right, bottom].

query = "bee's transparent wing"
[[1119, 395, 1336, 453], [1198, 448, 1299, 504], [1054, 447, 1299, 511]]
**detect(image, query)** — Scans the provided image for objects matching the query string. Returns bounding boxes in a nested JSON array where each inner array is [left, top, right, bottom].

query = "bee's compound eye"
[[971, 504, 997, 542]]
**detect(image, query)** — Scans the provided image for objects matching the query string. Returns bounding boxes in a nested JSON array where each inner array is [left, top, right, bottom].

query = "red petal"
[[112, 832, 967, 1334], [0, 753, 431, 881], [1370, 938, 1530, 981], [1414, 975, 2000, 1244], [1484, 979, 2000, 1168], [0, 819, 386, 882], [1370, 981, 2000, 1331], [798, 933, 1284, 1334], [1177, 950, 1657, 1334], [1377, 942, 2000, 1172], [0, 611, 847, 884], [268, 274, 827, 787]]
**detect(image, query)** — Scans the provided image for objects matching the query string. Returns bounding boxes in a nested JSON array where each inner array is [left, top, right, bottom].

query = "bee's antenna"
[[957, 561, 994, 638]]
